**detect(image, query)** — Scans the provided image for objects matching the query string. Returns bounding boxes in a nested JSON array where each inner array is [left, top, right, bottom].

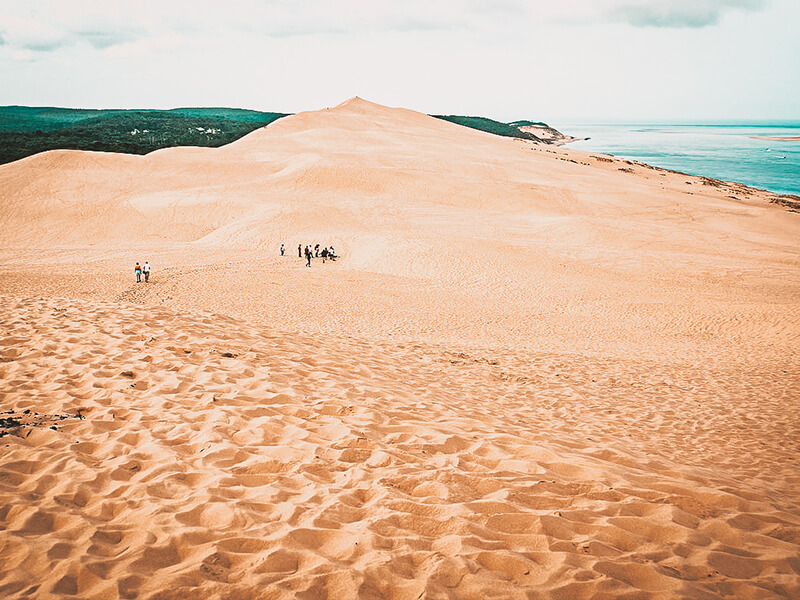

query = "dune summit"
[[1, 98, 799, 599]]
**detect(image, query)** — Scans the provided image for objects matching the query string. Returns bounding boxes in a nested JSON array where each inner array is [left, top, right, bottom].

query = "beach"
[[564, 123, 800, 198], [2, 98, 799, 599]]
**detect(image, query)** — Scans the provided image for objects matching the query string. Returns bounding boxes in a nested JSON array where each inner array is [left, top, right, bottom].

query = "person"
[[321, 247, 328, 263], [298, 244, 302, 258], [280, 243, 285, 256], [143, 261, 151, 283], [329, 246, 336, 260], [305, 246, 312, 267], [314, 244, 320, 257], [134, 262, 142, 283]]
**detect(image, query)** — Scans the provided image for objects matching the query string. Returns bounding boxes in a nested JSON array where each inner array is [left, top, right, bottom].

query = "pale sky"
[[1, 0, 798, 123]]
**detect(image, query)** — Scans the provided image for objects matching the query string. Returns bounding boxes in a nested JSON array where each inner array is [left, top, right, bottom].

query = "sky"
[[0, 0, 798, 123]]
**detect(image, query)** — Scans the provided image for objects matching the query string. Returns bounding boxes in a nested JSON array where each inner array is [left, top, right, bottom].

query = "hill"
[[432, 114, 545, 141], [0, 107, 288, 164], [0, 104, 574, 165], [0, 97, 798, 600]]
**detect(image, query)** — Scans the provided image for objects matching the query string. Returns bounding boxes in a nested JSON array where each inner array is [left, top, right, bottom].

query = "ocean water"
[[560, 123, 800, 197]]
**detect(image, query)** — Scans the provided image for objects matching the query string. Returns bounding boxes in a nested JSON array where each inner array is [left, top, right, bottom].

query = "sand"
[[1, 98, 799, 599], [750, 136, 800, 141]]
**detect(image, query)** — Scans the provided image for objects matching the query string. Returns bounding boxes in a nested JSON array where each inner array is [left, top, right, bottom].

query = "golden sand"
[[1, 98, 799, 599]]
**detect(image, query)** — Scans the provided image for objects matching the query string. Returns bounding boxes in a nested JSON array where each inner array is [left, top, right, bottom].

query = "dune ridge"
[[1, 98, 799, 598]]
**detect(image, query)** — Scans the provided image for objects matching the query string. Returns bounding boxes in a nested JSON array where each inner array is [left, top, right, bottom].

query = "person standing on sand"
[[305, 246, 312, 267], [143, 261, 151, 283], [314, 244, 320, 257], [135, 262, 142, 283], [280, 243, 285, 256], [298, 244, 302, 258]]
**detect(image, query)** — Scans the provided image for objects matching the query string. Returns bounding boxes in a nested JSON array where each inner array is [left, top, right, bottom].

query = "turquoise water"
[[560, 123, 800, 197]]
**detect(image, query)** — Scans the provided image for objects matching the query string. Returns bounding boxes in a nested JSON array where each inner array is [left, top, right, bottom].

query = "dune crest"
[[333, 95, 391, 111]]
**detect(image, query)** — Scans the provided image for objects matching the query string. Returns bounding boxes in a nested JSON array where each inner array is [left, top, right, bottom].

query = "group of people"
[[132, 243, 337, 282], [280, 243, 338, 267], [134, 261, 151, 283]]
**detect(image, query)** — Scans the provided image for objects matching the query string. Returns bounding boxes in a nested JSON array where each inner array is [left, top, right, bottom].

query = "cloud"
[[477, 0, 771, 28], [0, 12, 67, 53], [0, 0, 776, 62], [608, 0, 768, 28], [0, 3, 154, 56], [76, 26, 147, 49]]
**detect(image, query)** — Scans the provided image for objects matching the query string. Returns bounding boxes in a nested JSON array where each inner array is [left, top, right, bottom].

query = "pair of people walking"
[[134, 261, 151, 283]]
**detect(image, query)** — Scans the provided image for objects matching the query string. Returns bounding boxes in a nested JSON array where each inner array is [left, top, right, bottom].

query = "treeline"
[[0, 107, 287, 164], [432, 115, 545, 142]]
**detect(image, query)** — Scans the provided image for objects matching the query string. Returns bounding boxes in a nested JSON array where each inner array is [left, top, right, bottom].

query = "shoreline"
[[561, 124, 800, 198], [561, 144, 800, 202], [574, 150, 800, 210]]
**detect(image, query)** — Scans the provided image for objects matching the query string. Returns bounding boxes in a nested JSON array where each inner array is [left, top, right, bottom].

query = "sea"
[[559, 123, 800, 197]]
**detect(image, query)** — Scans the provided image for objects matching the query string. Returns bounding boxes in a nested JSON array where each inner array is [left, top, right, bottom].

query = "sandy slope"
[[1, 98, 799, 599]]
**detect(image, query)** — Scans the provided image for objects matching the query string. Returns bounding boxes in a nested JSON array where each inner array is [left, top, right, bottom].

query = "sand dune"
[[1, 98, 799, 598]]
